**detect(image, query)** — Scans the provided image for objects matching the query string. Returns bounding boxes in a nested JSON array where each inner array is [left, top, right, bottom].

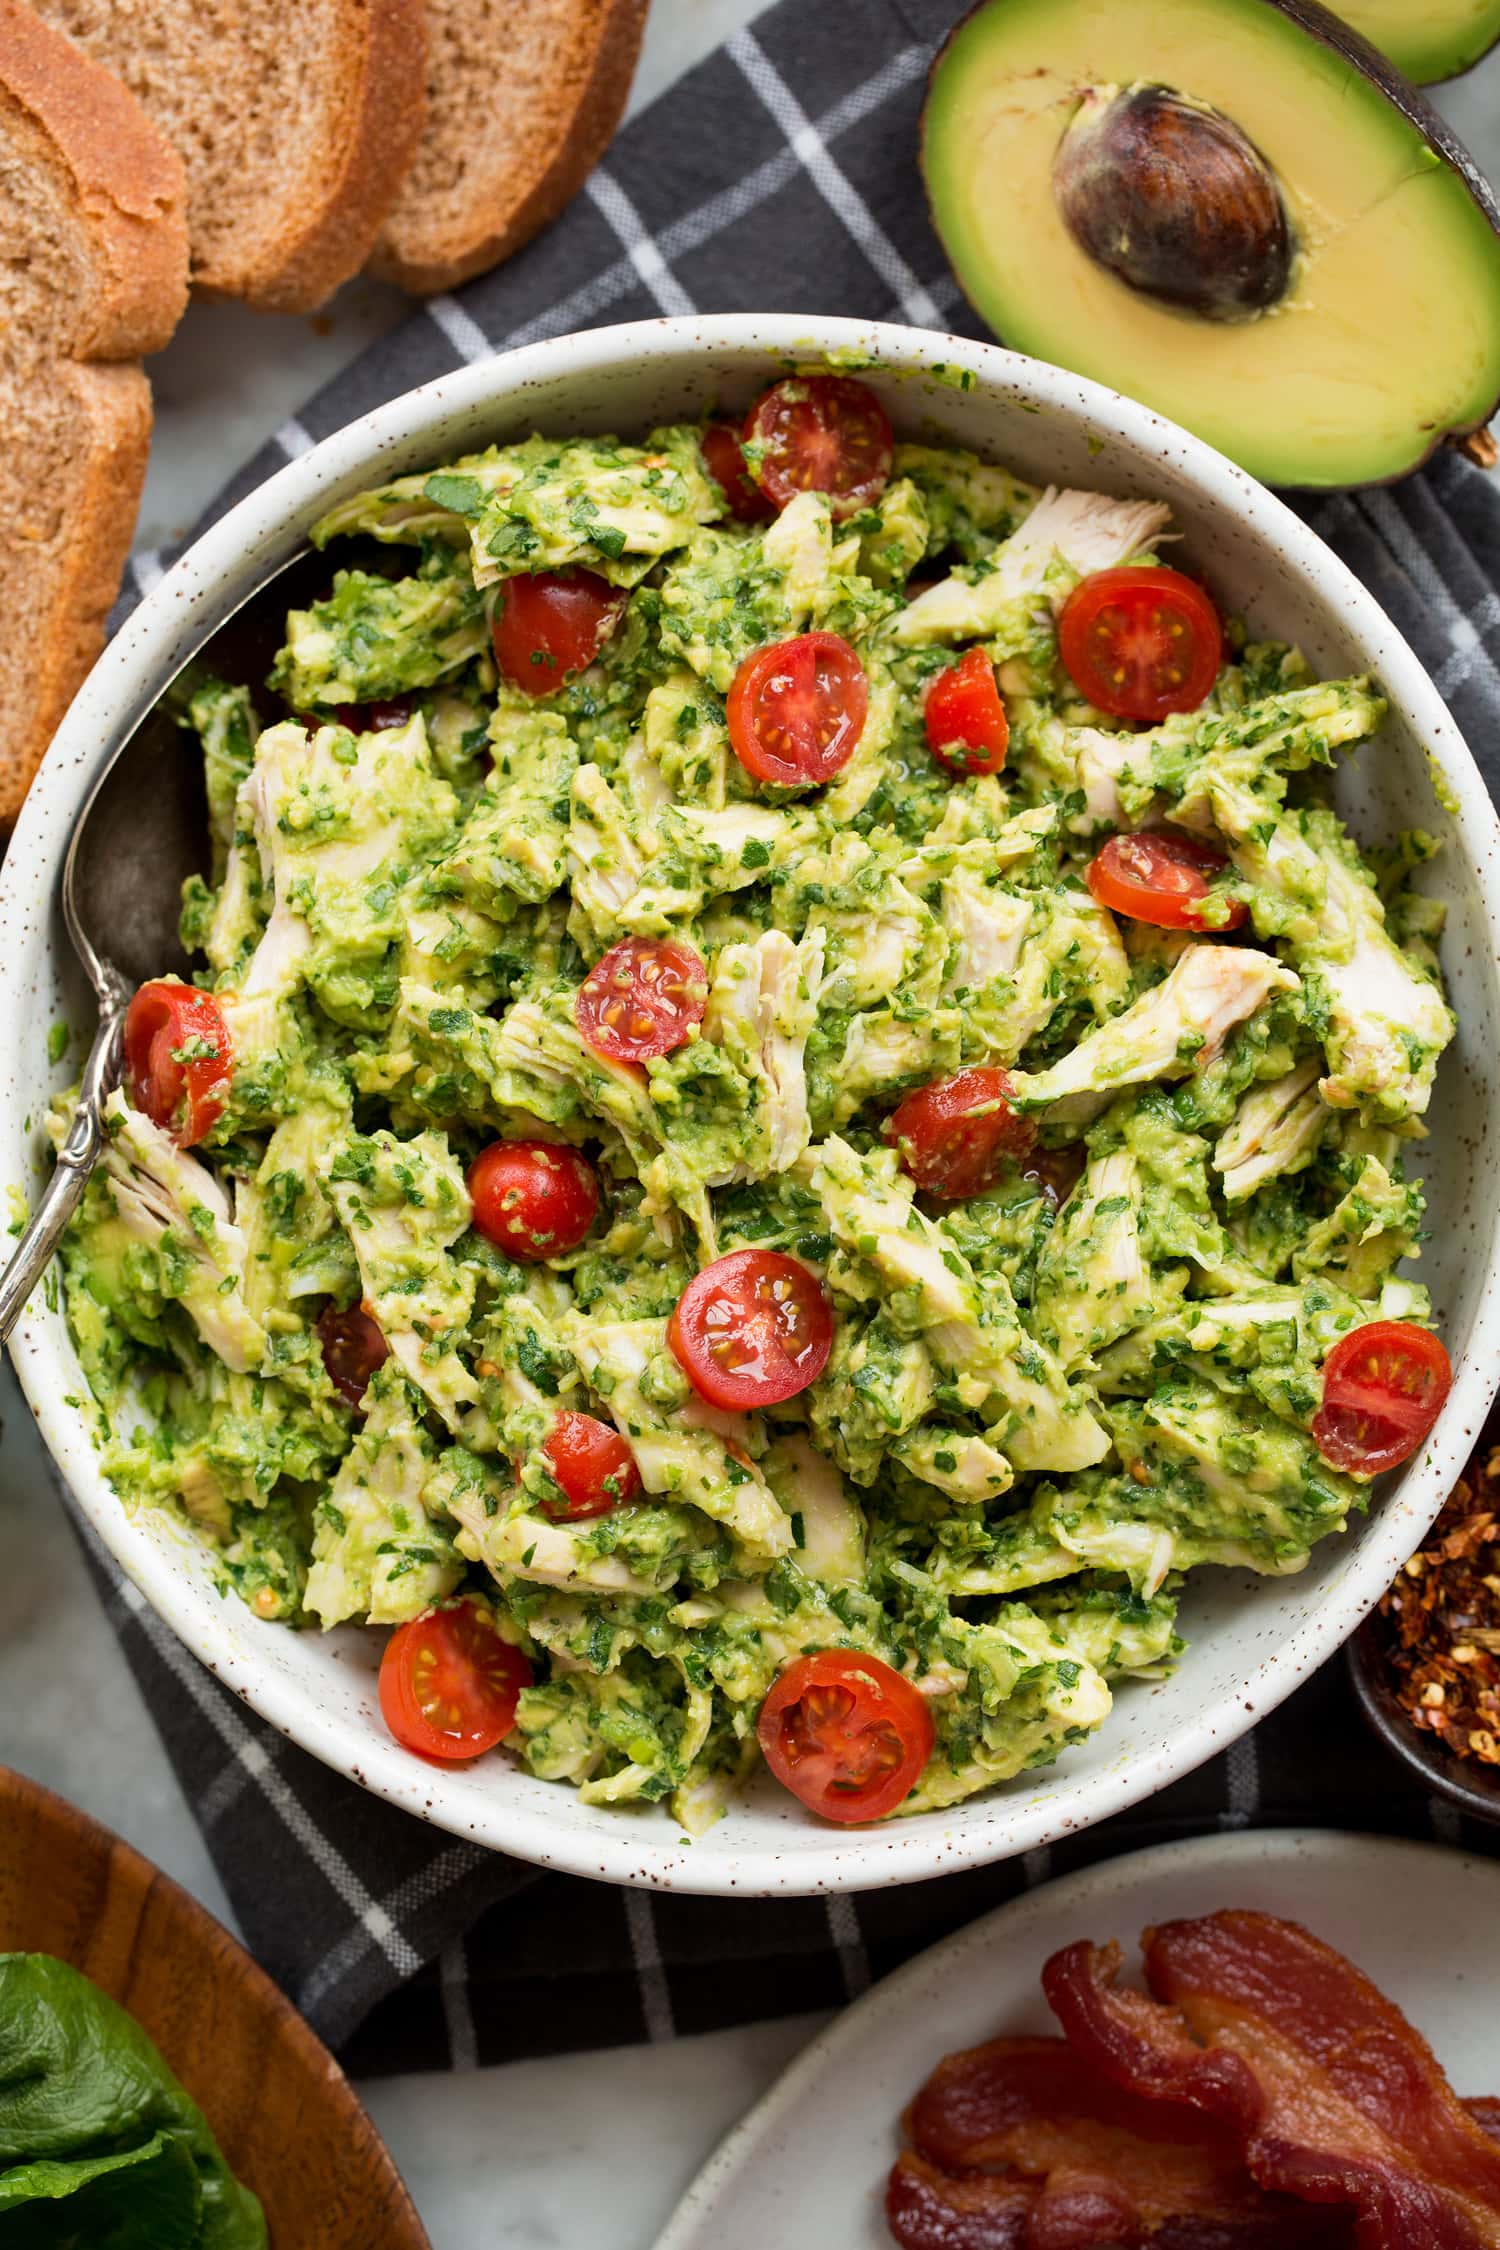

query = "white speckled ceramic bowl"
[[5, 317, 1499, 1894]]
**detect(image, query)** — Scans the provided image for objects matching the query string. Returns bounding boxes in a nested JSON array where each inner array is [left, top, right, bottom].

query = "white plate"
[[655, 1829, 1500, 2249]]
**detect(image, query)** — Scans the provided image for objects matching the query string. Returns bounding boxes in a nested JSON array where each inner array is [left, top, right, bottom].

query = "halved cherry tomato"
[[743, 374, 893, 518], [924, 648, 1010, 778], [669, 1248, 833, 1410], [541, 1411, 642, 1521], [727, 632, 868, 788], [1312, 1321, 1453, 1477], [491, 569, 625, 696], [701, 422, 773, 522], [379, 1598, 533, 1762], [758, 1649, 934, 1823], [885, 1067, 1035, 1200], [123, 981, 233, 1148], [576, 936, 707, 1064], [467, 1140, 599, 1262], [317, 1300, 389, 1408], [1087, 829, 1247, 933], [1058, 566, 1223, 722]]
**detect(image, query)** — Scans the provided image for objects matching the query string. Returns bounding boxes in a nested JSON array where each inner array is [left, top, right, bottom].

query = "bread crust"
[[0, 0, 187, 825], [370, 0, 649, 296], [204, 0, 428, 313], [15, 364, 155, 812], [0, 0, 187, 355]]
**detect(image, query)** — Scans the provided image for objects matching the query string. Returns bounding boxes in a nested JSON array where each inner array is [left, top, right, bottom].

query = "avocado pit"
[[1053, 82, 1292, 321]]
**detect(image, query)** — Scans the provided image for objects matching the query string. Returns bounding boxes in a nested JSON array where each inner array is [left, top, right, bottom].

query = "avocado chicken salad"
[[55, 372, 1458, 1829]]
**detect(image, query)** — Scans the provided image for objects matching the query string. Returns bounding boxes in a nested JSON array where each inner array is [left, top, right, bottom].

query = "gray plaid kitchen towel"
[[75, 0, 1500, 2069]]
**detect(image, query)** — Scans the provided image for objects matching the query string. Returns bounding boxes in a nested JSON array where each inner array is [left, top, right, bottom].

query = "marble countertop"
[[3, 13, 1498, 2245]]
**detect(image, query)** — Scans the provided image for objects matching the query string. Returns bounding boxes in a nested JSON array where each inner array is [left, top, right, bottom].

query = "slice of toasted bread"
[[0, 0, 188, 828], [369, 0, 648, 296], [31, 0, 427, 314]]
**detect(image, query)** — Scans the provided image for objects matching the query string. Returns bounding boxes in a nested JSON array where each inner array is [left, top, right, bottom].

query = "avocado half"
[[1334, 0, 1500, 84], [923, 0, 1500, 488]]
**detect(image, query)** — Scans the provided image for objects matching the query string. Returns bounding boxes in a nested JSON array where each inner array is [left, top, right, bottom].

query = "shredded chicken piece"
[[1013, 944, 1298, 1119], [893, 488, 1172, 644], [940, 876, 1031, 992], [705, 928, 825, 1173], [102, 1092, 266, 1373], [1215, 1059, 1326, 1201], [566, 1317, 794, 1563]]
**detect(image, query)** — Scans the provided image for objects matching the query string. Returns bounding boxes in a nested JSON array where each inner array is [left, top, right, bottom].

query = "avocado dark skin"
[[1053, 84, 1292, 322]]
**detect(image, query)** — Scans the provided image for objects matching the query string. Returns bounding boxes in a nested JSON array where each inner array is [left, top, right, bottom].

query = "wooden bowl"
[[0, 1765, 430, 2249]]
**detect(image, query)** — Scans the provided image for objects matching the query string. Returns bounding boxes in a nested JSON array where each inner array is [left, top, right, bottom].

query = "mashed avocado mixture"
[[55, 393, 1455, 1828]]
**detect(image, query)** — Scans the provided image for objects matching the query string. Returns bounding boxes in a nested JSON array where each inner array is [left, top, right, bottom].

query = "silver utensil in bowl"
[[0, 548, 321, 1342]]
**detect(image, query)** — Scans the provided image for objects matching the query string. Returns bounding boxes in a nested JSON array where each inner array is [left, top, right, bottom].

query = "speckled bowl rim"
[[5, 314, 1500, 1895]]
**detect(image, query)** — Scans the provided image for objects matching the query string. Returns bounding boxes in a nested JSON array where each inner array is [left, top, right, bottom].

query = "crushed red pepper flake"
[[1378, 1442, 1500, 1767]]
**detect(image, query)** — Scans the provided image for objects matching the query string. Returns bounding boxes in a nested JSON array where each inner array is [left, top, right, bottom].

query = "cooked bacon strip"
[[887, 2153, 1035, 2249], [1148, 1914, 1500, 2198], [891, 2034, 1349, 2248], [886, 2147, 1344, 2249], [910, 2033, 1260, 2188], [1042, 1913, 1500, 2249]]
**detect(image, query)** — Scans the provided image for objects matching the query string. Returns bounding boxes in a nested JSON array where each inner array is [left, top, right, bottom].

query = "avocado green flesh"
[[1334, 0, 1500, 82], [924, 0, 1500, 487], [53, 411, 1456, 1829]]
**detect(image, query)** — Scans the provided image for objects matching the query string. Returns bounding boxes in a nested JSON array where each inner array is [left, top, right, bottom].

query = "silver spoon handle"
[[0, 1004, 125, 1343]]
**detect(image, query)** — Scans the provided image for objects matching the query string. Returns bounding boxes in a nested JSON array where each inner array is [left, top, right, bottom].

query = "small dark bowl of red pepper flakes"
[[1348, 1434, 1500, 1828]]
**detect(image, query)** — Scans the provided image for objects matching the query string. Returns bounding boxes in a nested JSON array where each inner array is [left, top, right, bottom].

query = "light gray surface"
[[2, 13, 1498, 2247]]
